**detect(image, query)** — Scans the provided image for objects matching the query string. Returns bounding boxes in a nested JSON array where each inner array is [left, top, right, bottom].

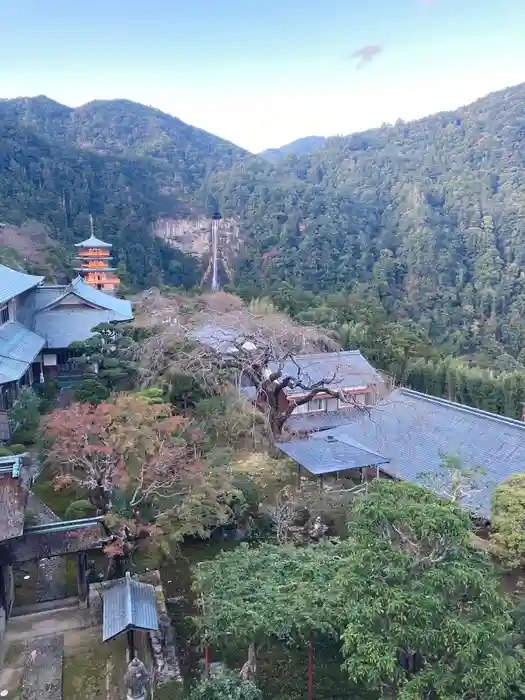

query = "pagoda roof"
[[73, 267, 117, 272], [74, 234, 112, 248]]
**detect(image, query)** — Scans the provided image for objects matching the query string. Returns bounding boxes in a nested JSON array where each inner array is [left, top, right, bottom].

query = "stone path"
[[20, 635, 64, 700]]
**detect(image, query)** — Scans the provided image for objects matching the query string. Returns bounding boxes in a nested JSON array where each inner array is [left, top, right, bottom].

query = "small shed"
[[102, 572, 158, 657], [276, 433, 390, 487]]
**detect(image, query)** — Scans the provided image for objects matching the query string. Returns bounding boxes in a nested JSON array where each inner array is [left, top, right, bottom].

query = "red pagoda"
[[73, 234, 120, 293]]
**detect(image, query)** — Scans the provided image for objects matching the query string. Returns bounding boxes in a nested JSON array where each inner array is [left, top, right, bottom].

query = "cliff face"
[[153, 216, 242, 286]]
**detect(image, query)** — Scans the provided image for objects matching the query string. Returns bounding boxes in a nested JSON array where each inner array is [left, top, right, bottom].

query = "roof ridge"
[[398, 387, 525, 429], [286, 350, 364, 360]]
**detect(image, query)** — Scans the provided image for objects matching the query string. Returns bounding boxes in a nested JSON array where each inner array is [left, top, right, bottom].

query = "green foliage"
[[491, 473, 525, 568], [64, 499, 96, 520], [134, 387, 166, 404], [168, 373, 210, 410], [0, 446, 12, 457], [188, 675, 262, 700], [70, 323, 139, 393], [8, 444, 27, 454], [74, 378, 110, 405], [10, 387, 42, 445], [195, 540, 344, 647], [338, 481, 522, 699], [197, 481, 524, 700]]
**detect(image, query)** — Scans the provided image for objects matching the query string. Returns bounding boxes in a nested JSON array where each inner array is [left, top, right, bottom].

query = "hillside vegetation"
[[213, 82, 525, 361], [0, 96, 249, 289], [5, 84, 525, 363]]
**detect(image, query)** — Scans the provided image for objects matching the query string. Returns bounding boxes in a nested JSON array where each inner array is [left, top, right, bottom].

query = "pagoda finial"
[[89, 214, 95, 238]]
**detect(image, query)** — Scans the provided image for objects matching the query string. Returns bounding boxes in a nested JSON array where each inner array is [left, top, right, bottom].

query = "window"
[[309, 398, 326, 412], [0, 304, 8, 324], [325, 397, 338, 411]]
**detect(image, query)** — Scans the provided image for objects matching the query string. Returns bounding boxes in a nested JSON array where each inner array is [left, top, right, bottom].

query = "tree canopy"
[[196, 481, 525, 699]]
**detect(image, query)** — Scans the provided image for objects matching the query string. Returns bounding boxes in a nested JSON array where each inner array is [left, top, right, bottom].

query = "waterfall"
[[211, 215, 220, 291]]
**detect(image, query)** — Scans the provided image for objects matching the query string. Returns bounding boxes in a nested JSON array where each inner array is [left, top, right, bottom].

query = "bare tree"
[[132, 290, 369, 437]]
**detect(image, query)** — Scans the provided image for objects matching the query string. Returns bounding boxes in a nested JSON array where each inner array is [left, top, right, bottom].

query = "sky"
[[1, 0, 525, 152]]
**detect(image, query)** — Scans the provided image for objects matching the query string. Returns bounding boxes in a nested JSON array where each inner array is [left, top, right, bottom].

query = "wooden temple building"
[[0, 234, 133, 426]]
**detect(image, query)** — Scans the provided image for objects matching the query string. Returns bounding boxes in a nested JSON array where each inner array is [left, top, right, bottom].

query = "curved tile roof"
[[0, 264, 44, 305]]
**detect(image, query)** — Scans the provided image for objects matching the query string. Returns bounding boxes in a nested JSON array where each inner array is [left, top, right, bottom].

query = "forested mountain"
[[259, 135, 327, 163], [211, 82, 525, 361], [0, 117, 201, 287], [5, 84, 525, 363], [0, 96, 248, 189], [0, 96, 252, 287]]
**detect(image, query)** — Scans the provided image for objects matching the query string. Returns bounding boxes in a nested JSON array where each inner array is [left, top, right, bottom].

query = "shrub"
[[0, 446, 13, 457], [74, 378, 110, 405], [65, 499, 95, 520], [8, 444, 26, 454], [10, 387, 41, 445], [189, 675, 262, 700]]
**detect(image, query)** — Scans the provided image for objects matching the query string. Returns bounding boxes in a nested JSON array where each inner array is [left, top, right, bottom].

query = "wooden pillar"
[[76, 552, 89, 608], [296, 463, 301, 490], [127, 629, 136, 660]]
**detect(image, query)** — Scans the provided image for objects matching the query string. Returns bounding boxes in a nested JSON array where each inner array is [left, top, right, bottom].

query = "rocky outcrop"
[[153, 217, 242, 287]]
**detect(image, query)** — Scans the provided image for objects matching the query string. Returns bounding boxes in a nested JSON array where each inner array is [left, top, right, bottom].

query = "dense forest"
[[208, 82, 525, 364], [0, 96, 247, 287], [4, 84, 525, 365]]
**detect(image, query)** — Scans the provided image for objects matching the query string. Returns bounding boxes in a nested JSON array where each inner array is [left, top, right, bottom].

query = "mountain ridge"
[[259, 135, 327, 163]]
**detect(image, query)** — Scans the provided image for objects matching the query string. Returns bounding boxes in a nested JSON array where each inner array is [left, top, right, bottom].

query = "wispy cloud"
[[350, 45, 384, 69]]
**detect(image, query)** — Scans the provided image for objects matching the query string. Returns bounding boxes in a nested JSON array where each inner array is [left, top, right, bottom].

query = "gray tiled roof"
[[35, 277, 133, 320], [268, 351, 381, 396], [74, 234, 112, 248], [34, 309, 129, 348], [0, 322, 45, 384], [277, 434, 389, 475], [102, 572, 158, 642], [33, 285, 67, 312], [69, 277, 132, 319], [0, 264, 44, 305], [319, 388, 525, 518], [286, 407, 361, 433]]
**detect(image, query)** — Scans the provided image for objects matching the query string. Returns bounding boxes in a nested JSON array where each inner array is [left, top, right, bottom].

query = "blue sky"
[[2, 0, 525, 151]]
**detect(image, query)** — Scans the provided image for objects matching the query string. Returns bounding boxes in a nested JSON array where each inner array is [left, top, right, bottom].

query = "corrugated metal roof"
[[102, 572, 158, 642], [0, 322, 45, 384], [0, 454, 26, 477], [74, 235, 112, 248], [319, 388, 525, 517], [34, 309, 128, 348], [277, 434, 389, 475], [0, 264, 44, 305], [268, 351, 381, 396]]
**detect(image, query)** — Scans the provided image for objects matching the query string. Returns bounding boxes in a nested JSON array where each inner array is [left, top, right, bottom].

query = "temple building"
[[0, 235, 133, 421], [74, 234, 120, 293]]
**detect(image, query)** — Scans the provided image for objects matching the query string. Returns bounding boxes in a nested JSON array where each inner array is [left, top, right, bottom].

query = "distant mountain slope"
[[0, 117, 201, 288], [0, 96, 249, 191], [259, 136, 327, 163], [0, 95, 257, 289], [213, 82, 525, 361]]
